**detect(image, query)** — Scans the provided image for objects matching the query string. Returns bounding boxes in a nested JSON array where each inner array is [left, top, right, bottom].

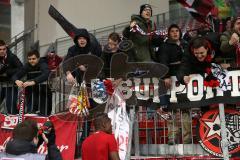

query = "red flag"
[[177, 0, 213, 25], [0, 114, 78, 160], [191, 0, 214, 16], [177, 0, 214, 16]]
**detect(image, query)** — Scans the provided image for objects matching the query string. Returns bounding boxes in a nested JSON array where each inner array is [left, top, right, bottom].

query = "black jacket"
[[6, 139, 38, 155], [176, 54, 213, 84], [157, 39, 188, 77], [0, 48, 23, 80], [12, 58, 50, 84], [100, 45, 120, 78], [64, 28, 102, 62], [63, 28, 102, 83]]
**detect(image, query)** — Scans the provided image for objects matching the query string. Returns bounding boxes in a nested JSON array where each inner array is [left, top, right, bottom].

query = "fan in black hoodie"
[[63, 28, 102, 84]]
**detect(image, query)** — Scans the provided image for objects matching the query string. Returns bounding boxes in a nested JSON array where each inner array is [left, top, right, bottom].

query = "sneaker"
[[157, 108, 171, 120]]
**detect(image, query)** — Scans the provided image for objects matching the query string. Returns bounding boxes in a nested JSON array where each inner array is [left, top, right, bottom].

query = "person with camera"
[[0, 119, 46, 159], [38, 121, 62, 160], [0, 40, 23, 114]]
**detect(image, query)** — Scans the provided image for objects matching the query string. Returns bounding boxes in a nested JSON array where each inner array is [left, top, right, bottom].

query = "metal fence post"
[[133, 107, 140, 157], [219, 103, 229, 160], [113, 25, 116, 32], [126, 105, 135, 160], [162, 13, 166, 27], [14, 36, 17, 55], [156, 14, 160, 27]]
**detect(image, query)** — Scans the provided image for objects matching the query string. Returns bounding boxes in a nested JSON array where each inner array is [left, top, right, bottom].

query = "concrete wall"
[[34, 0, 169, 46], [11, 0, 24, 38]]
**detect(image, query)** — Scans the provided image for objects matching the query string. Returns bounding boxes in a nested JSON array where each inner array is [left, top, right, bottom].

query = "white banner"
[[105, 89, 130, 160]]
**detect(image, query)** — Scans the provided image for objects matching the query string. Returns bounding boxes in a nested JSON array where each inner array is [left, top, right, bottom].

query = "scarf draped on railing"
[[68, 81, 90, 116], [17, 88, 25, 123]]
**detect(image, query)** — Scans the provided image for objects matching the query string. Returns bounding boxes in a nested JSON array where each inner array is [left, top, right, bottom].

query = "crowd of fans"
[[0, 3, 240, 159]]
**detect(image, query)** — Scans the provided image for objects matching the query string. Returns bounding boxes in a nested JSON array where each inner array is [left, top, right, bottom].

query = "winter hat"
[[140, 4, 152, 16]]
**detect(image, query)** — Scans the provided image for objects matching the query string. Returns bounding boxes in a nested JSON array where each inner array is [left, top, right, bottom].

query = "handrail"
[[55, 8, 188, 42], [39, 8, 190, 56], [6, 24, 38, 46]]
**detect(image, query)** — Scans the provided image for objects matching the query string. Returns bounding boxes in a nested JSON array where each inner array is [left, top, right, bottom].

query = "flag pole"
[[218, 103, 229, 160], [126, 105, 135, 160]]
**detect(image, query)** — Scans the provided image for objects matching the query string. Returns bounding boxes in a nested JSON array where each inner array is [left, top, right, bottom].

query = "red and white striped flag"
[[177, 0, 214, 25]]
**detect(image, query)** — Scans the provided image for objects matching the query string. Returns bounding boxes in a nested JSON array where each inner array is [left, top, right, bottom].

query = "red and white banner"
[[0, 113, 78, 160], [106, 89, 130, 160]]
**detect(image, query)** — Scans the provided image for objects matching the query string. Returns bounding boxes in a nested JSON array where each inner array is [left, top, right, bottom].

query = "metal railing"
[[0, 73, 238, 159], [6, 25, 37, 63]]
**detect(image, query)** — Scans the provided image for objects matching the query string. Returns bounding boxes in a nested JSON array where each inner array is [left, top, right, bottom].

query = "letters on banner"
[[105, 89, 130, 160], [91, 70, 240, 108]]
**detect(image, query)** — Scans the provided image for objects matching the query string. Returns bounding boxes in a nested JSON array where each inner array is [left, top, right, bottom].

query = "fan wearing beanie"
[[139, 4, 152, 17], [122, 4, 160, 62]]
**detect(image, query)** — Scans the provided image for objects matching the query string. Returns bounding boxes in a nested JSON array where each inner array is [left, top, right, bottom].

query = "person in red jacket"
[[81, 113, 120, 160], [45, 50, 62, 71]]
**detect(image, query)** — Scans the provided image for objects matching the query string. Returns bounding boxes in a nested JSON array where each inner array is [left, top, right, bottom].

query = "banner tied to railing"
[[198, 109, 240, 158], [91, 70, 240, 108]]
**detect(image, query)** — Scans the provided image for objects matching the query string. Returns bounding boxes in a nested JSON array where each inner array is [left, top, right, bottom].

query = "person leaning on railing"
[[0, 39, 23, 114], [62, 28, 102, 158], [156, 24, 191, 145], [12, 50, 51, 116]]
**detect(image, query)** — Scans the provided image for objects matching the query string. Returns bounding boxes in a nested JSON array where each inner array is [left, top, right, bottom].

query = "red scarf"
[[103, 79, 114, 95], [203, 55, 220, 88]]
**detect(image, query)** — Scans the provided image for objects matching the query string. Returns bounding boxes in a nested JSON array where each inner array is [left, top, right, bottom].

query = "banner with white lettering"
[[0, 114, 77, 160], [100, 70, 240, 108], [168, 71, 240, 108]]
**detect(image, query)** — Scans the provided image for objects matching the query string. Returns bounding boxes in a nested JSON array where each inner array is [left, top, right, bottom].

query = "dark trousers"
[[25, 84, 52, 116], [0, 86, 18, 114], [79, 98, 97, 142], [75, 98, 96, 158]]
